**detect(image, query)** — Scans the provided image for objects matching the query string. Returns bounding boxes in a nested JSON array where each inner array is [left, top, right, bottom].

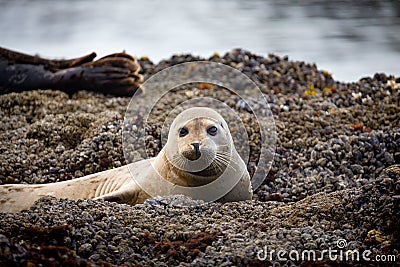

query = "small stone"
[[384, 152, 394, 164], [78, 243, 93, 255]]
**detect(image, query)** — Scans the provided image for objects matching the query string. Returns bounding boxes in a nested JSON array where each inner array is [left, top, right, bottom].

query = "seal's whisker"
[[216, 154, 231, 161], [215, 159, 229, 167], [215, 159, 227, 170], [217, 151, 233, 157], [217, 156, 238, 172], [216, 153, 234, 161], [177, 157, 188, 170], [171, 154, 187, 170], [214, 159, 229, 173], [215, 155, 231, 165], [215, 156, 227, 168], [212, 162, 223, 173]]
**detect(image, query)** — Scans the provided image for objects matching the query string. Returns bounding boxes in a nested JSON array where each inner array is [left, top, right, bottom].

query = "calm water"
[[1, 0, 399, 81]]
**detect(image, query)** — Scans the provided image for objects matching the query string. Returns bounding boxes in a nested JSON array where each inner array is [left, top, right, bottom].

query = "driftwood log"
[[0, 47, 143, 96]]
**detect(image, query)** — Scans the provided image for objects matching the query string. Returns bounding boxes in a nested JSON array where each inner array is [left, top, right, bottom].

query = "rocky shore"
[[0, 49, 399, 266]]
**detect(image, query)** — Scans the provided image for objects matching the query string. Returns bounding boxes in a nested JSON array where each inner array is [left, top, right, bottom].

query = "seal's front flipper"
[[94, 182, 141, 206]]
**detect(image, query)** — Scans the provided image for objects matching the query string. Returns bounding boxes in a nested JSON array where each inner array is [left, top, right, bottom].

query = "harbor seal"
[[0, 107, 252, 213]]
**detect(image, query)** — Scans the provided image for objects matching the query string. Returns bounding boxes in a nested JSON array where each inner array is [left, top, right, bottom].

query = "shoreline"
[[0, 49, 399, 266]]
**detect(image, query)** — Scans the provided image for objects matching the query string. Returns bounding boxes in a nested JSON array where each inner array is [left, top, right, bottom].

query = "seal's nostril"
[[191, 142, 201, 152]]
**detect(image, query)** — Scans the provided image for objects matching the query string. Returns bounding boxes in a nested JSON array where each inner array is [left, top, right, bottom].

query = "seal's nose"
[[191, 142, 200, 153], [190, 142, 201, 160]]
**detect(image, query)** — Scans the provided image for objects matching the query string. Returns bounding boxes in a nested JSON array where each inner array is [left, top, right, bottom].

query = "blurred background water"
[[1, 0, 399, 82]]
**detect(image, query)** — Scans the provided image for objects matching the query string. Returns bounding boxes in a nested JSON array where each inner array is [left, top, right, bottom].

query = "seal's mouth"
[[170, 146, 217, 173], [182, 142, 202, 161], [182, 150, 201, 161]]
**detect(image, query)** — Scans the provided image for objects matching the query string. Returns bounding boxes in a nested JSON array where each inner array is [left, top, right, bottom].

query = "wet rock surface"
[[0, 49, 399, 266]]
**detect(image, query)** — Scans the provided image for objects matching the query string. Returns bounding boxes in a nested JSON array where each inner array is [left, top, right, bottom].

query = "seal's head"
[[165, 107, 235, 180]]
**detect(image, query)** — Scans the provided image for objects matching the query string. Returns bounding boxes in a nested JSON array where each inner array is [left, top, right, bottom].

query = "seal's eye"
[[179, 127, 189, 137], [207, 126, 218, 136]]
